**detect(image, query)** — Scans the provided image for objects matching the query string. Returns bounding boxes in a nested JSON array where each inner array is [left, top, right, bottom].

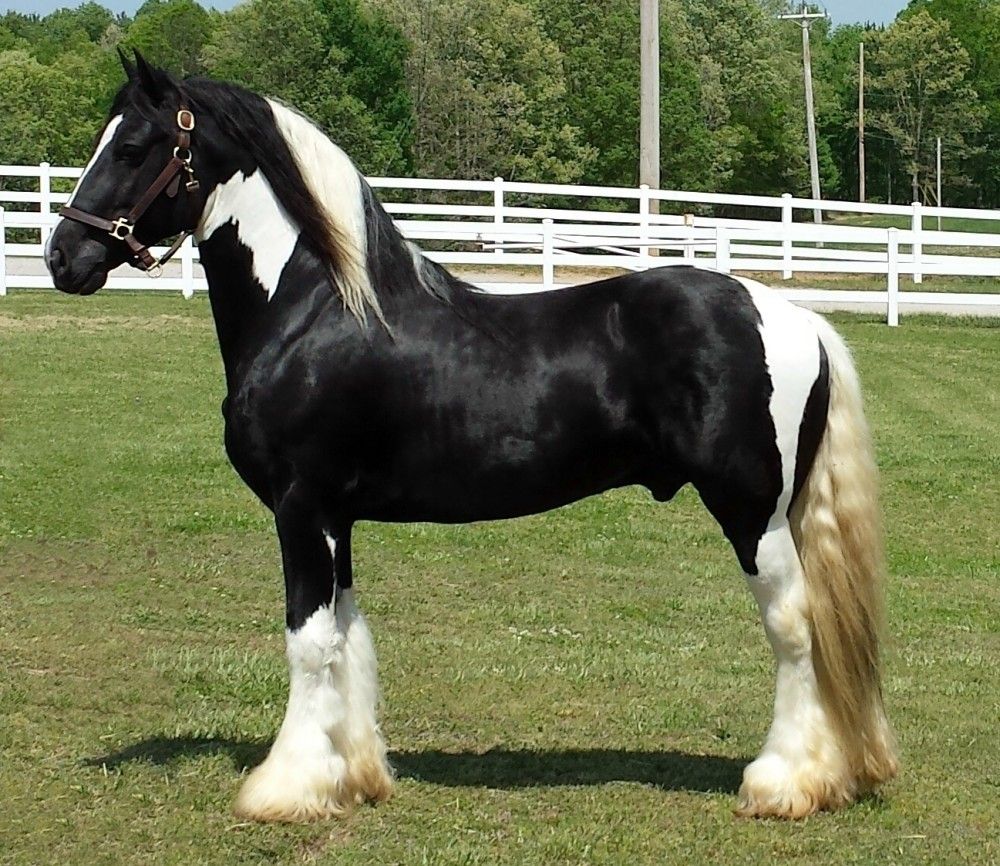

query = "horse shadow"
[[84, 738, 746, 795]]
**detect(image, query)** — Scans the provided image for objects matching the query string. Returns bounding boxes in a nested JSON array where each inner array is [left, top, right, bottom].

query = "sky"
[[3, 0, 910, 25]]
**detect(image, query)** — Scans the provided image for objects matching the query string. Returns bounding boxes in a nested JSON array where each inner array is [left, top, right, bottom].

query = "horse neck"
[[194, 168, 327, 382]]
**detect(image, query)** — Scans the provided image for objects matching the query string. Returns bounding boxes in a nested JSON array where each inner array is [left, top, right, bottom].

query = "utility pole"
[[858, 41, 865, 203], [639, 0, 660, 209], [780, 3, 827, 225], [936, 136, 942, 229]]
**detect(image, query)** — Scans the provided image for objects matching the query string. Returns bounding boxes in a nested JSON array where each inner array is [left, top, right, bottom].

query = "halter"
[[60, 108, 201, 278]]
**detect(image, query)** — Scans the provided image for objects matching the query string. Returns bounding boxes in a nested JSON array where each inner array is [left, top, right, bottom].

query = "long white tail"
[[789, 315, 899, 792]]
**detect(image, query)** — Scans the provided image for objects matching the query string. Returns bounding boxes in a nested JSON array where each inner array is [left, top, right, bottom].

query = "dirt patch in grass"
[[0, 312, 194, 332]]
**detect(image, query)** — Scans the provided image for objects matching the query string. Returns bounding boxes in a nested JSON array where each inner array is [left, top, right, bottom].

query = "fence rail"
[[3, 163, 998, 324]]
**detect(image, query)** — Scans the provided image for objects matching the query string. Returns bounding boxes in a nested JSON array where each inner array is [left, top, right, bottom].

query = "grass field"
[[827, 212, 1000, 234], [1, 292, 997, 865]]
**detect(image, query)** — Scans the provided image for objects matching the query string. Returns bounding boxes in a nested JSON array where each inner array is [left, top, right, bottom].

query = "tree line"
[[1, 0, 997, 207]]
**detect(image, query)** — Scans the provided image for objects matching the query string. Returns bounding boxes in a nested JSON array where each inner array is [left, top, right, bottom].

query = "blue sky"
[[4, 0, 909, 26]]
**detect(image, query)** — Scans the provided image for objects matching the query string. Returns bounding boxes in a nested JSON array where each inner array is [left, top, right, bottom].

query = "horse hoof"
[[735, 754, 856, 819], [233, 751, 394, 822], [234, 759, 354, 823], [346, 749, 395, 805]]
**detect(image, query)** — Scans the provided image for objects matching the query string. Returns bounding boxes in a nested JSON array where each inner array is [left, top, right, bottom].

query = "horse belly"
[[353, 398, 655, 523]]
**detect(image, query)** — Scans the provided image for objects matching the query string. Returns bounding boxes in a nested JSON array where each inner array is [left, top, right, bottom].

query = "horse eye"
[[116, 142, 146, 164]]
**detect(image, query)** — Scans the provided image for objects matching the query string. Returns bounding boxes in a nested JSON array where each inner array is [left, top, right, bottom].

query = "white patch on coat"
[[731, 278, 852, 813], [733, 275, 821, 530], [196, 168, 299, 300], [234, 602, 350, 819]]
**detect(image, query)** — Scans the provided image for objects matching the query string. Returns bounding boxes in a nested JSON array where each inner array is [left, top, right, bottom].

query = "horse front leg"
[[235, 501, 393, 822]]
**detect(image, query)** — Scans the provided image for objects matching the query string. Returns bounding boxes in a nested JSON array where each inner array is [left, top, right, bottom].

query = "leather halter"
[[60, 108, 201, 278]]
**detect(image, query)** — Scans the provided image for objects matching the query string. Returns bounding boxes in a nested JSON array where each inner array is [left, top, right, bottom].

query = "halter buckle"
[[146, 261, 163, 279], [109, 217, 134, 241], [177, 109, 195, 132]]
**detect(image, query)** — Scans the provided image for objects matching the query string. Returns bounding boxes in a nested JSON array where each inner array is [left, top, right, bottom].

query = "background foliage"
[[0, 0, 998, 203]]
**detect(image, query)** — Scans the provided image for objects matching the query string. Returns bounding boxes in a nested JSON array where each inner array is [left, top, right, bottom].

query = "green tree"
[[904, 0, 1000, 204], [204, 0, 411, 174], [372, 0, 594, 183], [813, 23, 865, 201], [867, 9, 983, 203], [315, 0, 413, 166], [0, 49, 102, 164], [675, 0, 808, 196], [530, 0, 711, 190], [125, 0, 213, 77], [44, 2, 115, 43]]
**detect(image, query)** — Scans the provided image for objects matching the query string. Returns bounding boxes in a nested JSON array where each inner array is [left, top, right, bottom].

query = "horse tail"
[[789, 315, 899, 792]]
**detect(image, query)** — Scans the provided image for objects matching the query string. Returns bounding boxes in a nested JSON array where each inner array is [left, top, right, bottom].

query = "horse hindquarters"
[[774, 317, 897, 805], [719, 299, 897, 818]]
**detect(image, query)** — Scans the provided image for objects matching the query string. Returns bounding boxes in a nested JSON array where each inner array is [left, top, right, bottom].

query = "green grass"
[[1, 292, 998, 865], [827, 212, 1000, 234], [745, 272, 1000, 295]]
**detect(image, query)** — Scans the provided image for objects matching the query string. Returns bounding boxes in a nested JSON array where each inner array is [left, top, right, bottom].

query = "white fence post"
[[39, 161, 52, 251], [683, 212, 695, 262], [542, 218, 554, 290], [715, 225, 731, 274], [0, 207, 6, 297], [911, 200, 923, 285], [781, 192, 793, 279], [638, 183, 650, 269], [181, 236, 195, 299], [493, 176, 504, 256], [887, 227, 900, 327]]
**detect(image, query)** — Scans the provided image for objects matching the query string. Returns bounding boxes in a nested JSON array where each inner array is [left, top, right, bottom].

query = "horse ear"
[[133, 49, 166, 103], [117, 46, 136, 81]]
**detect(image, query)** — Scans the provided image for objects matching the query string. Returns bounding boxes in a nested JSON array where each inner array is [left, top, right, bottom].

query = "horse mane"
[[176, 77, 467, 325]]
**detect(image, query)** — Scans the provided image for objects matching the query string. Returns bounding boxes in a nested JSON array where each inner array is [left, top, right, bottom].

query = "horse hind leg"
[[709, 324, 896, 816], [736, 521, 858, 818], [234, 508, 392, 822]]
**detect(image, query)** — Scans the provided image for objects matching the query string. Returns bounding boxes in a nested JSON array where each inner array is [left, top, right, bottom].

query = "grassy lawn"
[[827, 211, 1000, 234], [1, 292, 997, 865], [743, 272, 1000, 295]]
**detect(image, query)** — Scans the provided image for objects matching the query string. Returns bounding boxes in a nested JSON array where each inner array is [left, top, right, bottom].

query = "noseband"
[[60, 108, 201, 277]]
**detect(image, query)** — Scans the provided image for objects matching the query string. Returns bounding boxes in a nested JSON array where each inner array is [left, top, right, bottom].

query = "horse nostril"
[[47, 244, 68, 278]]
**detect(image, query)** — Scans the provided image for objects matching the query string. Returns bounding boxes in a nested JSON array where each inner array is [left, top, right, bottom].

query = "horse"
[[46, 52, 898, 822]]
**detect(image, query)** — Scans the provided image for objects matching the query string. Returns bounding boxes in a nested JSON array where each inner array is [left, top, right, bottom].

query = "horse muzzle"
[[46, 228, 112, 295]]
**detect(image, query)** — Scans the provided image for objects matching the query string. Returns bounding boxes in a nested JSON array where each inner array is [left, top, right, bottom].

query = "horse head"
[[47, 51, 211, 294]]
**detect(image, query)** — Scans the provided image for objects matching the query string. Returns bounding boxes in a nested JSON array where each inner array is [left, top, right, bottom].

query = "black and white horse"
[[47, 55, 898, 821]]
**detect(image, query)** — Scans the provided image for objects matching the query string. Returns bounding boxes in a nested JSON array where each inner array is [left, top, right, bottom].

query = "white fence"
[[3, 162, 999, 325]]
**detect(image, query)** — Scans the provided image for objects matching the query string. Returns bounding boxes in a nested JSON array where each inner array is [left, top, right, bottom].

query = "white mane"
[[266, 99, 384, 325]]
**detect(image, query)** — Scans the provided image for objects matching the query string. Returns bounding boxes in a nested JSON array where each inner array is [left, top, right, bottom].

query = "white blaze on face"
[[47, 114, 124, 261], [67, 114, 124, 207], [733, 276, 821, 529], [196, 168, 299, 300]]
